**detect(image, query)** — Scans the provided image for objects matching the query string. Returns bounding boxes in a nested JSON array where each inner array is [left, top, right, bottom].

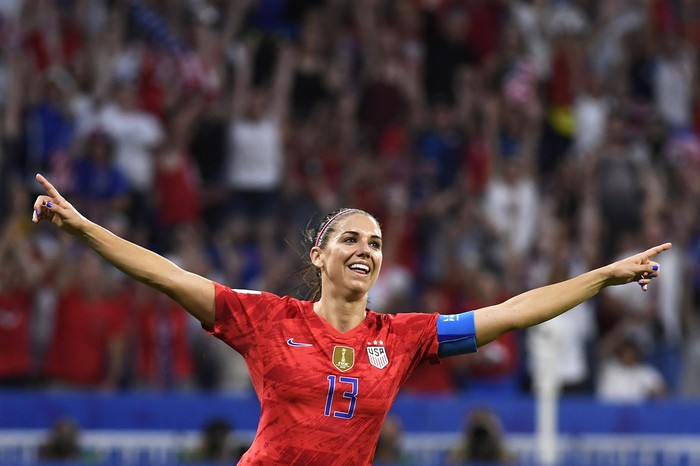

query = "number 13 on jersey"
[[324, 375, 358, 419]]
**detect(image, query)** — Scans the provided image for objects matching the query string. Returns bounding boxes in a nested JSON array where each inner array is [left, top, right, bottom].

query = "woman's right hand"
[[32, 174, 89, 236]]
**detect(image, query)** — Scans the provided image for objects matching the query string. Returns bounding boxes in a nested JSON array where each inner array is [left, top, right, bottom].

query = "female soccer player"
[[32, 173, 670, 466]]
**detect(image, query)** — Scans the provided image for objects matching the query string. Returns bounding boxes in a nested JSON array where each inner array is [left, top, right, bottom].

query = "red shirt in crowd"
[[0, 289, 33, 379], [132, 292, 194, 387], [155, 152, 202, 226], [42, 286, 125, 387]]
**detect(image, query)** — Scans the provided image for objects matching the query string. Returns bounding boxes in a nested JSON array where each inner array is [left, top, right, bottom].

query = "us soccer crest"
[[332, 346, 355, 372], [366, 341, 389, 369]]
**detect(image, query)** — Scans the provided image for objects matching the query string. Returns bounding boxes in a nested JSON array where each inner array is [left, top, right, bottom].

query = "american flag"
[[128, 0, 219, 95], [503, 58, 537, 107]]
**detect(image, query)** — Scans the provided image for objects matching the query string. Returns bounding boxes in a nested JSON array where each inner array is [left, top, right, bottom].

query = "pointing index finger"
[[36, 173, 61, 199], [642, 242, 672, 259]]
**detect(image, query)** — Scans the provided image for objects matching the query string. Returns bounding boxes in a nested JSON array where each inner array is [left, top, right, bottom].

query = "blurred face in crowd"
[[376, 416, 403, 459], [503, 156, 525, 184], [76, 249, 108, 297], [115, 83, 138, 110], [660, 28, 683, 57], [617, 340, 643, 366], [246, 90, 269, 120], [0, 253, 22, 289], [606, 113, 629, 146], [86, 133, 113, 166], [431, 101, 454, 132], [299, 17, 324, 55], [442, 6, 469, 43]]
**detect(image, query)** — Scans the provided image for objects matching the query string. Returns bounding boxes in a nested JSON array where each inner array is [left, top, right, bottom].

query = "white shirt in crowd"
[[96, 104, 164, 192], [597, 359, 665, 403], [226, 117, 284, 191], [482, 175, 539, 257], [654, 49, 695, 129]]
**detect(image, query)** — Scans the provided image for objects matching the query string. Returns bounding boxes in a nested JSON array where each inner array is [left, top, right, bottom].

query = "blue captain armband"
[[437, 311, 478, 357]]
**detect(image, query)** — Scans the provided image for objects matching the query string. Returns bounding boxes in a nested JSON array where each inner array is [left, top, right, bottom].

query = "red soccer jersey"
[[0, 289, 33, 378], [207, 283, 440, 466]]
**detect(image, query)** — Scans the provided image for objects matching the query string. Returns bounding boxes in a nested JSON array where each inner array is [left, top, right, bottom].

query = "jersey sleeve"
[[390, 312, 441, 384], [203, 282, 279, 355]]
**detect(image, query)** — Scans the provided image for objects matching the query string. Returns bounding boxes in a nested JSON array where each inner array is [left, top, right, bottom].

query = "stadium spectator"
[[152, 98, 206, 250], [287, 8, 332, 124], [401, 281, 460, 395], [456, 270, 521, 394], [446, 406, 514, 465], [355, 0, 419, 153], [23, 71, 76, 184], [596, 329, 667, 403], [224, 35, 292, 246], [0, 183, 47, 386], [70, 129, 130, 225], [420, 1, 477, 104], [585, 109, 655, 259], [92, 78, 164, 227], [373, 415, 416, 465], [180, 417, 249, 464], [652, 27, 696, 130], [1, 49, 25, 194], [41, 242, 127, 389], [126, 283, 195, 390], [38, 417, 98, 463], [524, 215, 597, 394], [597, 233, 660, 350]]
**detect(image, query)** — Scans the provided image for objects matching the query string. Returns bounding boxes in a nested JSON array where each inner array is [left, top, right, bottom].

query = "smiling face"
[[311, 213, 383, 300]]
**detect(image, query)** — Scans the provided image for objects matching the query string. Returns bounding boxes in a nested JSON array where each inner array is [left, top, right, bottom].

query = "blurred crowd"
[[36, 409, 511, 465], [0, 0, 699, 400]]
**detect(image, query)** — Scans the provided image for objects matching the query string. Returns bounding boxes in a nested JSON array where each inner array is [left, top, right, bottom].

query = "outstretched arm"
[[32, 174, 215, 327], [473, 243, 672, 346]]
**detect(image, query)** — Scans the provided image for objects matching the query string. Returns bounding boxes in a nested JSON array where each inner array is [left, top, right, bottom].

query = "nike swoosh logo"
[[287, 338, 313, 347]]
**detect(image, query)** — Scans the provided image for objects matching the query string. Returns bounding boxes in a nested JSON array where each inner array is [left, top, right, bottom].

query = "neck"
[[314, 294, 367, 333]]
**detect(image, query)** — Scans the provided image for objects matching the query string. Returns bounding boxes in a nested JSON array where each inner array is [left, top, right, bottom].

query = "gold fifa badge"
[[332, 346, 355, 372]]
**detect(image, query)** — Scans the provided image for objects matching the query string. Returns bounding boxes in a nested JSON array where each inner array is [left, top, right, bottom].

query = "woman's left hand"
[[605, 242, 672, 291]]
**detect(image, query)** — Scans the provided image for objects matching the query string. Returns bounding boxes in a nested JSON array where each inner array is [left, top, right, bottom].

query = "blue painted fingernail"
[[638, 280, 644, 285], [46, 201, 53, 208], [652, 265, 658, 271]]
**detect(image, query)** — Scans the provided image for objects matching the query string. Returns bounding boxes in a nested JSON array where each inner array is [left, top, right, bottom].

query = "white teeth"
[[349, 264, 370, 273]]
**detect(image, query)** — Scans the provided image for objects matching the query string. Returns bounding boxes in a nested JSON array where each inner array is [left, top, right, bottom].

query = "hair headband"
[[314, 209, 353, 248]]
